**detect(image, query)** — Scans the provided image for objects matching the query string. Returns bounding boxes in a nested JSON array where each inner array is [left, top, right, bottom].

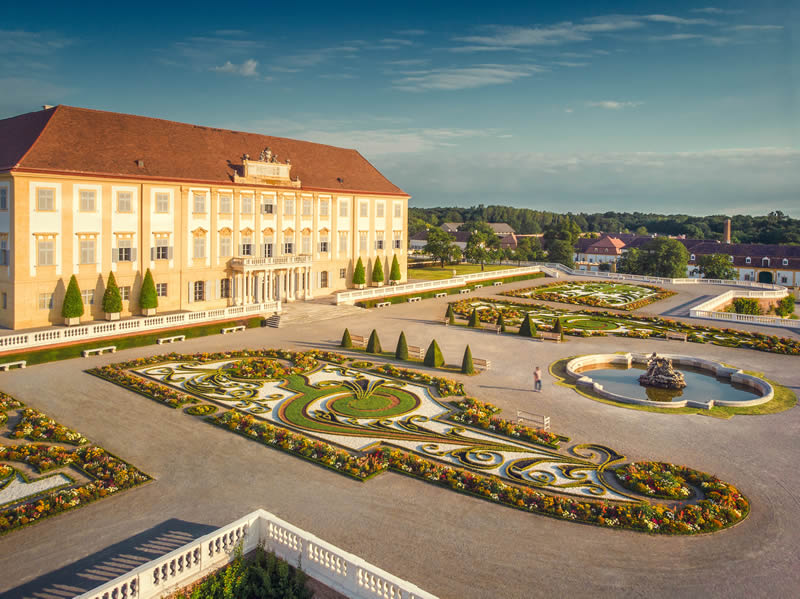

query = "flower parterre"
[[449, 397, 563, 448], [0, 465, 12, 479], [224, 358, 290, 380], [502, 281, 674, 310], [12, 408, 88, 445], [371, 364, 464, 396], [0, 392, 23, 412], [615, 462, 692, 499]]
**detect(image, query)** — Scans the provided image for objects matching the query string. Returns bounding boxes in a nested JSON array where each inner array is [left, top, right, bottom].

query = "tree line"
[[409, 206, 800, 245]]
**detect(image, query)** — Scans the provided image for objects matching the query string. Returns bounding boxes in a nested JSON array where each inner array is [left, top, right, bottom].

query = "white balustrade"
[[76, 509, 437, 599]]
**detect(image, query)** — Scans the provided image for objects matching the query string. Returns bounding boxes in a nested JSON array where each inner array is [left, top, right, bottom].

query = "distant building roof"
[[441, 222, 462, 233]]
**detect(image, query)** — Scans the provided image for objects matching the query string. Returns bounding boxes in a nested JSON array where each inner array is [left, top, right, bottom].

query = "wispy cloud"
[[213, 59, 260, 77], [690, 7, 744, 15], [396, 29, 427, 36], [386, 58, 430, 66], [643, 14, 715, 25], [728, 24, 783, 31], [393, 64, 544, 91], [0, 29, 75, 55], [586, 101, 642, 110]]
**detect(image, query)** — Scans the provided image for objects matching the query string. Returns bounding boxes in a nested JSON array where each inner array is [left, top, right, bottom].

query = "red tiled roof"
[[1, 105, 407, 196]]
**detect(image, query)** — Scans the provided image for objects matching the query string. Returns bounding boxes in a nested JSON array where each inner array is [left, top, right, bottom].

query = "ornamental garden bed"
[[88, 348, 749, 535], [0, 394, 151, 535], [502, 281, 675, 310]]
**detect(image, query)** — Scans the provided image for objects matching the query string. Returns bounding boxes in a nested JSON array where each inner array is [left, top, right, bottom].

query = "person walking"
[[534, 366, 542, 392]]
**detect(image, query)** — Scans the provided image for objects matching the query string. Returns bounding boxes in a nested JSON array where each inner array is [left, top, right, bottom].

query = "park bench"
[[517, 410, 551, 431], [483, 323, 502, 334], [376, 302, 391, 308], [350, 335, 367, 348], [492, 281, 503, 286], [459, 288, 471, 294], [537, 332, 561, 342], [473, 357, 491, 370], [408, 296, 421, 303], [666, 331, 688, 342], [0, 360, 26, 371], [221, 325, 245, 334], [473, 284, 483, 289], [82, 346, 116, 357], [407, 345, 424, 359], [434, 292, 447, 298], [157, 335, 186, 344]]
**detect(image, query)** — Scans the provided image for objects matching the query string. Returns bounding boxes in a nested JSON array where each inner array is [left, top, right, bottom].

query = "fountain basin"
[[566, 353, 773, 409]]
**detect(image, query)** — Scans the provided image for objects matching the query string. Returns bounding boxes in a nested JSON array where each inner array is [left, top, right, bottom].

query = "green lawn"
[[408, 263, 518, 280]]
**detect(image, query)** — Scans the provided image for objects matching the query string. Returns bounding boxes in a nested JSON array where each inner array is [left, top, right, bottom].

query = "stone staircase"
[[272, 302, 365, 327]]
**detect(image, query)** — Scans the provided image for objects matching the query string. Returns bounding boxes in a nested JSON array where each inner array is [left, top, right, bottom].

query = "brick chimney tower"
[[723, 218, 732, 244]]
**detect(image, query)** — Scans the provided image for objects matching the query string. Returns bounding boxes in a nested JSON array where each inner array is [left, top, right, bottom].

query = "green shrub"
[[366, 329, 382, 354], [468, 308, 480, 328], [496, 313, 506, 332], [553, 318, 564, 341], [424, 339, 444, 367], [372, 258, 384, 285], [518, 314, 535, 337], [446, 304, 455, 324], [61, 275, 84, 319], [353, 257, 366, 285], [775, 295, 795, 317], [390, 255, 402, 282], [395, 331, 409, 360], [341, 328, 353, 348], [461, 345, 475, 374], [732, 298, 761, 315], [139, 268, 158, 310], [102, 271, 123, 314]]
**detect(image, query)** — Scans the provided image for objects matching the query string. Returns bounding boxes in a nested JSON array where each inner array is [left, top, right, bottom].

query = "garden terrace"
[[502, 281, 675, 310]]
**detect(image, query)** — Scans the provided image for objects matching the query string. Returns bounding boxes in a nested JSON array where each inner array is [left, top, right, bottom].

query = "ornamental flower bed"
[[449, 397, 563, 448], [0, 465, 12, 479], [208, 411, 389, 480], [12, 409, 88, 445], [91, 365, 198, 408], [0, 393, 23, 411], [185, 404, 218, 416], [371, 364, 464, 396], [0, 444, 76, 472], [224, 358, 289, 380], [615, 462, 692, 499], [502, 281, 674, 310], [379, 448, 748, 534]]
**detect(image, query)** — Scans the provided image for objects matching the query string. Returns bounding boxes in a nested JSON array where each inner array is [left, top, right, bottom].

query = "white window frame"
[[193, 192, 206, 214], [319, 199, 329, 217], [376, 201, 384, 218], [339, 199, 348, 218], [0, 188, 7, 211], [241, 196, 253, 214], [79, 190, 96, 212], [156, 282, 168, 297], [37, 188, 55, 211], [37, 239, 55, 266], [359, 201, 368, 218], [219, 194, 233, 214], [117, 191, 133, 213], [283, 198, 295, 216], [219, 235, 232, 258], [193, 236, 206, 259], [79, 239, 96, 265], [155, 192, 170, 213]]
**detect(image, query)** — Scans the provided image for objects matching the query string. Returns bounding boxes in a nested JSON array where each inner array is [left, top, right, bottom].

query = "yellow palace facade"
[[0, 106, 409, 330]]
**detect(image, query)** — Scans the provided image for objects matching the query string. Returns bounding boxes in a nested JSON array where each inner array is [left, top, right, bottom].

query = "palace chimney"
[[723, 218, 732, 244]]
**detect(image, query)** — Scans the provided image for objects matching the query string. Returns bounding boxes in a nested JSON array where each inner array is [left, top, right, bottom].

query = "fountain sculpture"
[[638, 353, 687, 390]]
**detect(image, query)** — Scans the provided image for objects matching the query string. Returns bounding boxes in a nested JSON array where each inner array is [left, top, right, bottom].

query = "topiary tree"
[[496, 313, 506, 333], [366, 329, 382, 354], [424, 339, 444, 368], [102, 271, 122, 314], [139, 268, 158, 311], [468, 308, 480, 328], [341, 328, 353, 348], [61, 275, 84, 320], [553, 317, 564, 341], [353, 257, 366, 286], [395, 331, 409, 360], [445, 304, 455, 325], [371, 258, 385, 285], [389, 255, 402, 283], [461, 345, 475, 374], [518, 313, 535, 337]]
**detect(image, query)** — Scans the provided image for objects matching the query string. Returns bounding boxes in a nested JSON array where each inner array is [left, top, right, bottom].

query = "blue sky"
[[1, 1, 798, 215]]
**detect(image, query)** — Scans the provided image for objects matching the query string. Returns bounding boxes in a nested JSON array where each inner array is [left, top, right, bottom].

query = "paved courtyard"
[[0, 276, 798, 599]]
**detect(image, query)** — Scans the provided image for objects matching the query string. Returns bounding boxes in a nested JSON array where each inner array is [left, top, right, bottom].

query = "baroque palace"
[[0, 106, 409, 330]]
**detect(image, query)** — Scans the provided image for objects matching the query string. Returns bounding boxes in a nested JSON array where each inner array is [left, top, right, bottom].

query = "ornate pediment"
[[262, 226, 275, 235], [234, 147, 302, 188]]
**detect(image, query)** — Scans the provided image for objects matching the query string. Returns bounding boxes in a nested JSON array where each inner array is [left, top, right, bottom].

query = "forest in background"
[[409, 205, 800, 245]]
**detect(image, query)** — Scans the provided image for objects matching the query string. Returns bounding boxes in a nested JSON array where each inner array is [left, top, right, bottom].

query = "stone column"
[[306, 267, 313, 299]]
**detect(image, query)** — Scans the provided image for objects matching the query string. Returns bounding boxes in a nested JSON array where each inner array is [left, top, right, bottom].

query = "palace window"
[[0, 239, 8, 265], [81, 289, 94, 305], [375, 232, 385, 250], [780, 276, 788, 283], [359, 231, 368, 252], [284, 198, 295, 216], [154, 238, 171, 260], [240, 234, 253, 256], [283, 241, 294, 254], [339, 199, 348, 218], [376, 201, 384, 218], [393, 231, 402, 249], [120, 286, 131, 301], [261, 199, 274, 214], [219, 194, 232, 214], [37, 188, 55, 211], [193, 192, 206, 214], [193, 281, 205, 302], [193, 236, 206, 259], [117, 191, 132, 213], [339, 268, 346, 279], [338, 231, 348, 253], [79, 239, 96, 264], [220, 278, 231, 298], [116, 239, 133, 262], [360, 201, 368, 218], [155, 192, 170, 213], [38, 293, 53, 310], [319, 199, 329, 217], [241, 196, 253, 214], [302, 235, 311, 254], [156, 283, 168, 297], [0, 188, 7, 211], [394, 201, 402, 218], [37, 239, 55, 266], [302, 198, 312, 216], [319, 233, 329, 253], [320, 271, 329, 288], [219, 235, 232, 258], [80, 190, 96, 212], [262, 237, 274, 258]]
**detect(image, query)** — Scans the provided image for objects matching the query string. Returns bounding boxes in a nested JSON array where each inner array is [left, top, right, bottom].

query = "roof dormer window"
[[782, 258, 789, 266], [690, 254, 695, 261], [762, 257, 770, 266], [745, 257, 751, 264]]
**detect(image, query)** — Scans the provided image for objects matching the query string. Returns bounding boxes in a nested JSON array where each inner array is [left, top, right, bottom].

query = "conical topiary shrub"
[[353, 257, 366, 287], [366, 329, 382, 354], [62, 275, 84, 323], [518, 313, 535, 337], [395, 331, 409, 360], [497, 313, 506, 333], [371, 258, 385, 286], [102, 271, 122, 318], [424, 339, 444, 368], [389, 255, 402, 283], [445, 304, 455, 325], [553, 317, 564, 341], [461, 345, 475, 374], [140, 268, 158, 315], [468, 308, 480, 328], [341, 328, 353, 348]]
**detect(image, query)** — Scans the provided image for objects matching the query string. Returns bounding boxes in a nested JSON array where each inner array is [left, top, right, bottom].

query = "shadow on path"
[[3, 519, 216, 599]]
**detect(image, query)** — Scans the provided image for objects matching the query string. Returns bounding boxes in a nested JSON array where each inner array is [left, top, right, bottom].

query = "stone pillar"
[[306, 267, 313, 300]]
